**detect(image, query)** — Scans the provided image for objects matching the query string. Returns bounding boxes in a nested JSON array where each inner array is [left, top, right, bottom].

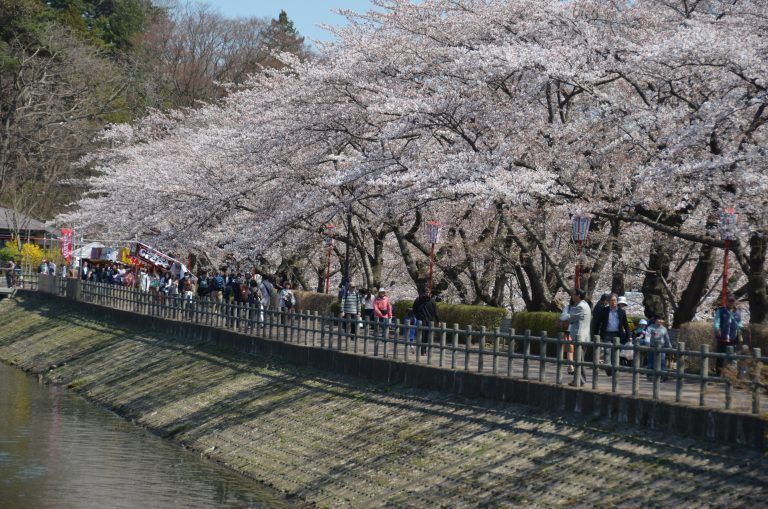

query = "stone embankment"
[[1, 294, 766, 508]]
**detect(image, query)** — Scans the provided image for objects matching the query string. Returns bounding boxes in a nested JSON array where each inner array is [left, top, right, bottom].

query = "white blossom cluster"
[[58, 0, 768, 319]]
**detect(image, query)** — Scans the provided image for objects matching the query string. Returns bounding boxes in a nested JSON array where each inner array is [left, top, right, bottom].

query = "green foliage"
[[393, 300, 507, 329], [511, 312, 563, 337]]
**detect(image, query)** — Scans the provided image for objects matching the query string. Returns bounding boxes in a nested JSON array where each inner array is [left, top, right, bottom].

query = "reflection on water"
[[0, 362, 295, 509]]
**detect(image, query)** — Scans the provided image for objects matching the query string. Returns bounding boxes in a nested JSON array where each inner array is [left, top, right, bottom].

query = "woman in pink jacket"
[[373, 288, 393, 324]]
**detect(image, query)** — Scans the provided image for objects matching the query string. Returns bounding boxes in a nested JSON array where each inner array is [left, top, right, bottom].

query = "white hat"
[[638, 319, 648, 326], [617, 296, 628, 306], [378, 288, 386, 292]]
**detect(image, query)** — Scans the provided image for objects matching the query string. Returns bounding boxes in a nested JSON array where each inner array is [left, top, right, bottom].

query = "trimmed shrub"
[[393, 300, 507, 330], [678, 321, 714, 354], [293, 290, 336, 314], [511, 312, 563, 337]]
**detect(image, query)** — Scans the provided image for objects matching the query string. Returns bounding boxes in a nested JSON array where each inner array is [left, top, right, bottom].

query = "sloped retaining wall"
[[22, 289, 766, 451]]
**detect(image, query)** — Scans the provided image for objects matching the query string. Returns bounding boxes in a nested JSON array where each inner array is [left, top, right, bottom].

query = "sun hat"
[[378, 288, 386, 292], [638, 319, 648, 326], [617, 296, 628, 306]]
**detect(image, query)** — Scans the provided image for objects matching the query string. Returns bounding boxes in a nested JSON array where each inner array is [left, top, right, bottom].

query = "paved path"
[[250, 319, 766, 415]]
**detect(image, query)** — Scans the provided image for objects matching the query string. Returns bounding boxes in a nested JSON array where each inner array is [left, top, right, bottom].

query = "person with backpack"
[[260, 276, 274, 312], [411, 287, 438, 355], [341, 283, 363, 334], [197, 270, 210, 299], [211, 270, 225, 304], [713, 294, 743, 375]]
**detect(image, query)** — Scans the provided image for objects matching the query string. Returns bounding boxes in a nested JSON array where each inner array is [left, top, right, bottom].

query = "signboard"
[[571, 216, 591, 242], [426, 220, 442, 244], [131, 242, 174, 271], [60, 228, 73, 262], [719, 208, 738, 241]]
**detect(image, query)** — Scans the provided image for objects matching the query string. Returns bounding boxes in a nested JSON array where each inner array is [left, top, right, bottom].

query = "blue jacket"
[[714, 307, 742, 343]]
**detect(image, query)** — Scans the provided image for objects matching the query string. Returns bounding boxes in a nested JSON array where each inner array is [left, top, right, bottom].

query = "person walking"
[[373, 287, 394, 336], [278, 282, 296, 326], [412, 288, 438, 356], [595, 293, 630, 375], [646, 316, 672, 381], [5, 258, 16, 288], [713, 294, 743, 375], [197, 270, 211, 299], [567, 288, 592, 386], [362, 289, 375, 327], [341, 283, 362, 334]]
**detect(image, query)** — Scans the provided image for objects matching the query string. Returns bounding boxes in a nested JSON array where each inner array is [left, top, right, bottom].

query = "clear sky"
[[210, 1, 376, 43]]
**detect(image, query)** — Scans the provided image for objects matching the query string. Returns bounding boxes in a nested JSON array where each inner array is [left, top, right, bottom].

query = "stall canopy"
[[72, 242, 105, 260]]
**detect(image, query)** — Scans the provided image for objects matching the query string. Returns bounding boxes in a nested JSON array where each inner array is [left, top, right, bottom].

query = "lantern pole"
[[426, 220, 441, 295], [571, 216, 590, 291], [324, 224, 335, 294]]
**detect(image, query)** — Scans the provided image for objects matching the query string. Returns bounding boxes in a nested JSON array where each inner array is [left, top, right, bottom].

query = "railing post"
[[652, 339, 662, 400], [464, 325, 472, 371], [440, 325, 448, 368], [477, 326, 485, 373], [725, 345, 734, 410], [507, 329, 515, 378], [675, 343, 685, 403], [451, 324, 459, 370], [491, 328, 500, 375], [538, 331, 547, 382], [632, 337, 640, 397], [752, 348, 762, 414], [611, 336, 620, 393], [556, 332, 564, 385], [699, 344, 709, 407], [523, 330, 531, 380], [591, 335, 600, 390]]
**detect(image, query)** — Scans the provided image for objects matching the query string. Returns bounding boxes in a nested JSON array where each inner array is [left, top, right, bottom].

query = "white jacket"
[[568, 300, 592, 343]]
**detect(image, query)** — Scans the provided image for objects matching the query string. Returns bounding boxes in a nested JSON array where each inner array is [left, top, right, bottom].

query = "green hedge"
[[511, 312, 563, 337], [392, 300, 507, 330]]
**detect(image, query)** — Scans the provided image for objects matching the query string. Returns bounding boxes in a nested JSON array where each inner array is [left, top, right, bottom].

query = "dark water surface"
[[0, 362, 296, 509]]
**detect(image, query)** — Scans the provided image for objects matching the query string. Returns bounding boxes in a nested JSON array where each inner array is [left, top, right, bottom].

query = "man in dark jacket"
[[412, 288, 440, 356], [594, 293, 630, 375]]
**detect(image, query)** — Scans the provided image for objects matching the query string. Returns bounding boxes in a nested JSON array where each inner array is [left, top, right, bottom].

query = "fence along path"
[[37, 276, 766, 415]]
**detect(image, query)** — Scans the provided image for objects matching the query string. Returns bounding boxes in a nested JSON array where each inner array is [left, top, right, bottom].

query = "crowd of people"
[[339, 285, 440, 355], [562, 289, 745, 385], [17, 256, 748, 374]]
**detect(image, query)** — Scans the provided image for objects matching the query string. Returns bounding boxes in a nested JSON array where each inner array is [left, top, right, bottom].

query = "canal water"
[[0, 362, 297, 509]]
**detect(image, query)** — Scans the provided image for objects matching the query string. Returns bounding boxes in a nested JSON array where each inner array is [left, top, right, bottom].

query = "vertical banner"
[[60, 228, 74, 262]]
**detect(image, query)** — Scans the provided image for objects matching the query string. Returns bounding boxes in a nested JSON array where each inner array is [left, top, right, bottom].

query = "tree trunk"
[[672, 243, 715, 327], [642, 238, 673, 320], [610, 219, 625, 295], [746, 232, 768, 324]]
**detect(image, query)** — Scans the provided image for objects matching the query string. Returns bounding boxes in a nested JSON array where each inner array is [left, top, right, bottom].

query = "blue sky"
[[211, 1, 377, 43]]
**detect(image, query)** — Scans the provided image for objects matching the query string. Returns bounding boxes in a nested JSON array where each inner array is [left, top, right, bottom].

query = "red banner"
[[60, 228, 73, 262]]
